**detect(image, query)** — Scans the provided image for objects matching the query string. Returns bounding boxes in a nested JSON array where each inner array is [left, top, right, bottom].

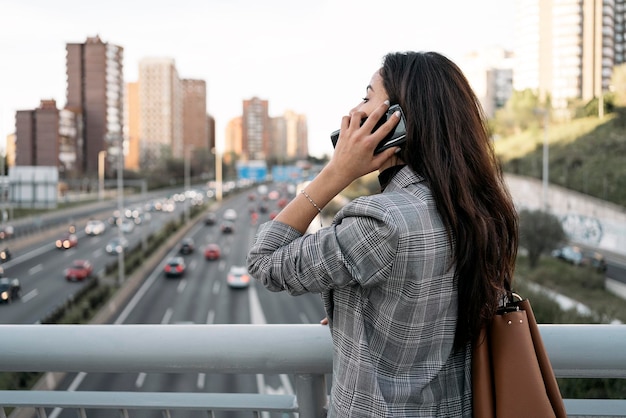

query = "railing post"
[[294, 373, 327, 418]]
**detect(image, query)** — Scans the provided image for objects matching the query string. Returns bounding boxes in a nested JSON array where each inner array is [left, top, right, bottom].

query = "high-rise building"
[[514, 0, 626, 111], [66, 35, 124, 175], [15, 100, 59, 167], [461, 47, 514, 118], [224, 116, 243, 162], [182, 79, 208, 152], [138, 57, 183, 165], [58, 107, 83, 178], [269, 110, 309, 162], [125, 82, 140, 171], [207, 114, 216, 153], [242, 97, 270, 161]]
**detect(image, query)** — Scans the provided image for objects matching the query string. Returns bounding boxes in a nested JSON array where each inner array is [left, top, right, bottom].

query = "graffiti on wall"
[[560, 214, 603, 245]]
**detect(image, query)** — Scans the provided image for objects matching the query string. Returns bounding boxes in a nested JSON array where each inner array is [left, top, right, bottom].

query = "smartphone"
[[330, 104, 407, 154]]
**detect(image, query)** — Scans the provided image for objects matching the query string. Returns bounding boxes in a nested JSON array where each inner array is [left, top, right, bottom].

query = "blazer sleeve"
[[247, 196, 399, 295]]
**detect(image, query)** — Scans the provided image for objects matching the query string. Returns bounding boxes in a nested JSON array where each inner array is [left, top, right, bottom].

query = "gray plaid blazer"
[[247, 166, 472, 417]]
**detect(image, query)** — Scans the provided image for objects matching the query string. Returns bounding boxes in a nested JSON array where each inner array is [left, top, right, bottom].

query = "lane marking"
[[161, 308, 173, 324], [21, 289, 38, 303], [28, 264, 43, 275], [177, 279, 187, 293]]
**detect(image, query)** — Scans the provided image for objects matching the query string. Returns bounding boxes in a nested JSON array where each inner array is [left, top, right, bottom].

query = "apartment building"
[[66, 35, 124, 175], [514, 0, 626, 111], [242, 97, 270, 161], [138, 57, 183, 165], [15, 100, 59, 167], [182, 79, 208, 153]]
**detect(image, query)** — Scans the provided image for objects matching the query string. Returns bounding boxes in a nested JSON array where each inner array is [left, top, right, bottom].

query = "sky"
[[0, 0, 515, 158]]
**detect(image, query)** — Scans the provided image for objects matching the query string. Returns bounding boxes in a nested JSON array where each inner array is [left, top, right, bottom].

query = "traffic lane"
[[0, 218, 138, 324], [0, 198, 188, 324], [53, 200, 261, 418]]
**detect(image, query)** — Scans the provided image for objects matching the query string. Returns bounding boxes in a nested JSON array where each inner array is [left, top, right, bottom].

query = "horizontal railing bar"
[[2, 393, 626, 417], [0, 391, 299, 412], [0, 324, 333, 374], [539, 324, 626, 378], [1, 324, 626, 378], [563, 399, 626, 417]]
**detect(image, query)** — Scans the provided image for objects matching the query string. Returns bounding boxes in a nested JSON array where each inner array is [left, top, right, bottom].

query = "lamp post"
[[98, 150, 107, 201], [184, 146, 193, 224], [215, 149, 222, 202], [534, 108, 550, 211], [115, 138, 125, 286]]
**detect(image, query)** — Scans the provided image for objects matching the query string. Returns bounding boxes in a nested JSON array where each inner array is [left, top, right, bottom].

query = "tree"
[[518, 209, 566, 268], [492, 89, 543, 136]]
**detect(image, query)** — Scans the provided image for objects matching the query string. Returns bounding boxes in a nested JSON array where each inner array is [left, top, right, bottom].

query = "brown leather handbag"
[[472, 293, 567, 418]]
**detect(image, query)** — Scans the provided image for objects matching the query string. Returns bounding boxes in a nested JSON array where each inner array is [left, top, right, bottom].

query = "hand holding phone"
[[330, 104, 407, 154]]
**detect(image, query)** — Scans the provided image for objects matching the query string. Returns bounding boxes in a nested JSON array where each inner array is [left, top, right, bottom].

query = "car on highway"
[[119, 219, 135, 234], [105, 236, 129, 255], [204, 243, 221, 260], [226, 265, 251, 289], [552, 245, 608, 272], [0, 225, 14, 240], [56, 233, 78, 249], [221, 221, 235, 234], [164, 257, 186, 278], [204, 212, 217, 226], [0, 248, 11, 263], [223, 209, 237, 221], [0, 277, 21, 303], [64, 260, 93, 282], [85, 219, 107, 236], [179, 238, 195, 255]]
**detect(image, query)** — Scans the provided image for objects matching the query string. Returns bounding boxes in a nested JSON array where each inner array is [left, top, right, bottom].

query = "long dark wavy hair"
[[380, 51, 519, 350]]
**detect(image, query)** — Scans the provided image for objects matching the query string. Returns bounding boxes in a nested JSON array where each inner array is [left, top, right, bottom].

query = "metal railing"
[[0, 324, 625, 417]]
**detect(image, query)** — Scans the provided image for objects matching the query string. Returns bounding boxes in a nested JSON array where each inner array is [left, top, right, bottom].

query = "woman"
[[247, 51, 518, 417]]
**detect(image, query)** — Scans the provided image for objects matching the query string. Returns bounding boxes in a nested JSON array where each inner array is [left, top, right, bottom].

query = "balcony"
[[1, 324, 626, 417]]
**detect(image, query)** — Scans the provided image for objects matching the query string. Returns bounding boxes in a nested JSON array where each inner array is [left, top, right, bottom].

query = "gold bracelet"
[[300, 189, 323, 227]]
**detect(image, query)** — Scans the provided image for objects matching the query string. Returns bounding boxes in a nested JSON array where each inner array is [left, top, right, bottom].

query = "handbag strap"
[[497, 291, 523, 314]]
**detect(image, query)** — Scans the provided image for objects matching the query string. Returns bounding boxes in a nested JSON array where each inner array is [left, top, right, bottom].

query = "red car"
[[56, 233, 78, 249], [204, 244, 221, 260], [164, 257, 186, 278], [64, 260, 93, 281]]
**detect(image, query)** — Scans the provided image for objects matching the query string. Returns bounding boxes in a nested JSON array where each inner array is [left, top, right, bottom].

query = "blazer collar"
[[382, 165, 425, 192]]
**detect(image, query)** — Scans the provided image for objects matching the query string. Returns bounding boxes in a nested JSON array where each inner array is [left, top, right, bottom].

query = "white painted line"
[[206, 310, 215, 324], [197, 373, 205, 389], [28, 264, 43, 275], [21, 289, 38, 303], [161, 308, 173, 324], [135, 372, 146, 388], [212, 281, 221, 295], [177, 279, 187, 293]]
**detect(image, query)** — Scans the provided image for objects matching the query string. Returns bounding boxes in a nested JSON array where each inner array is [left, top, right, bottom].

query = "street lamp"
[[184, 146, 194, 224], [98, 150, 107, 201], [115, 137, 125, 286], [215, 148, 222, 202], [542, 112, 549, 211], [534, 108, 550, 211]]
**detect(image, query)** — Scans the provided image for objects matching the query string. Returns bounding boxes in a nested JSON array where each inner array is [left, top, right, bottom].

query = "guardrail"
[[0, 324, 625, 417]]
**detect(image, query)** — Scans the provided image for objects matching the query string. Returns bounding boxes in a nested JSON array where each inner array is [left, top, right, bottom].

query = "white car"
[[226, 266, 250, 289], [223, 209, 237, 221], [105, 237, 129, 255], [85, 220, 106, 236], [119, 219, 135, 234]]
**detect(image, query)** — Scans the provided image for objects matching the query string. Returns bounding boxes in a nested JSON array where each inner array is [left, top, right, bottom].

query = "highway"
[[39, 186, 326, 418]]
